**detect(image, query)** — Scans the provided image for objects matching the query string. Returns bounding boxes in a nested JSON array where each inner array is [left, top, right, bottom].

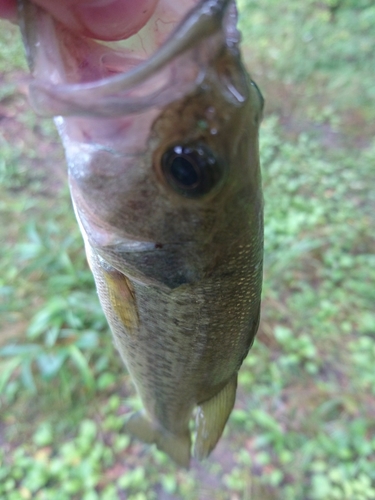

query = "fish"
[[18, 0, 264, 467]]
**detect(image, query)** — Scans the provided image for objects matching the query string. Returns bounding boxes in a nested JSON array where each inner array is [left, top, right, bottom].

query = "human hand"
[[0, 0, 159, 41]]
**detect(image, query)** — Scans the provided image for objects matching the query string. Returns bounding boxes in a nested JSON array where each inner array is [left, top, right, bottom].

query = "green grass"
[[1, 1, 374, 499]]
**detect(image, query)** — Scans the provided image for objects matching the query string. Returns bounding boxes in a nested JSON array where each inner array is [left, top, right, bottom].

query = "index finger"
[[0, 0, 159, 41]]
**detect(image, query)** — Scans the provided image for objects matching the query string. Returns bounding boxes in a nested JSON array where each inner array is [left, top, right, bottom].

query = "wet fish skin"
[[18, 0, 264, 467], [80, 49, 264, 467]]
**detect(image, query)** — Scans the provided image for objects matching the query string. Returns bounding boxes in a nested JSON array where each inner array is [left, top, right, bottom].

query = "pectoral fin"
[[194, 375, 237, 460], [102, 267, 139, 335], [125, 411, 191, 468]]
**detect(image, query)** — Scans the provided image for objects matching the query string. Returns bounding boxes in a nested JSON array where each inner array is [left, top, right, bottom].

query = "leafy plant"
[[1, 1, 374, 498]]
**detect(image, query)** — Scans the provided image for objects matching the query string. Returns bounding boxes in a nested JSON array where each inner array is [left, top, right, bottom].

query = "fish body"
[[19, 0, 264, 466]]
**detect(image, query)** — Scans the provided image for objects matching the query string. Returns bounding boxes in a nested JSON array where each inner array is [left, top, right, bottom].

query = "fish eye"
[[161, 144, 223, 198]]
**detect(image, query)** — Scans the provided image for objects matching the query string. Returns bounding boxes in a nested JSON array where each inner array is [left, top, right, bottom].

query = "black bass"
[[18, 0, 264, 467]]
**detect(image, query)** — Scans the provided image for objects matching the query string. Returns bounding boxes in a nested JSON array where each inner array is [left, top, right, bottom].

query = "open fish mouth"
[[18, 0, 237, 118]]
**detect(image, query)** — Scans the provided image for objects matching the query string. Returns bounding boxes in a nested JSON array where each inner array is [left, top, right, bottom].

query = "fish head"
[[19, 0, 264, 289]]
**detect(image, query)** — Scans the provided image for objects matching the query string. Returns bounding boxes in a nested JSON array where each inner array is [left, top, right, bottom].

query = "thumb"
[[1, 0, 159, 41], [33, 0, 159, 41]]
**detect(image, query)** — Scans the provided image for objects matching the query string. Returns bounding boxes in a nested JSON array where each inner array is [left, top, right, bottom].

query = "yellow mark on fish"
[[103, 269, 139, 335]]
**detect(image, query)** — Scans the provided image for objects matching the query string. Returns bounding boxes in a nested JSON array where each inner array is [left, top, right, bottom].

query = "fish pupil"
[[170, 156, 200, 188], [161, 144, 223, 198]]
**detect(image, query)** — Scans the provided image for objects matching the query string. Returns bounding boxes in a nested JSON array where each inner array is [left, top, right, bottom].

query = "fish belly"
[[85, 236, 261, 466]]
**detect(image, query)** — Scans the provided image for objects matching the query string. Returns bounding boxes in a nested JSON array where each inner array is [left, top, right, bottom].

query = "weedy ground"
[[0, 1, 374, 499]]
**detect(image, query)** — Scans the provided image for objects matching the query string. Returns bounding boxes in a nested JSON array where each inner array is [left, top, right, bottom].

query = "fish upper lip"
[[19, 0, 233, 117]]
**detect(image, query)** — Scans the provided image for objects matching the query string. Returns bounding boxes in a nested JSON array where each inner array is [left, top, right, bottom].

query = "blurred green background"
[[0, 0, 374, 499]]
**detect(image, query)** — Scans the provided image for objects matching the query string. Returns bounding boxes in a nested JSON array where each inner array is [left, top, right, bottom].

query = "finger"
[[33, 0, 159, 41], [0, 0, 17, 21]]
